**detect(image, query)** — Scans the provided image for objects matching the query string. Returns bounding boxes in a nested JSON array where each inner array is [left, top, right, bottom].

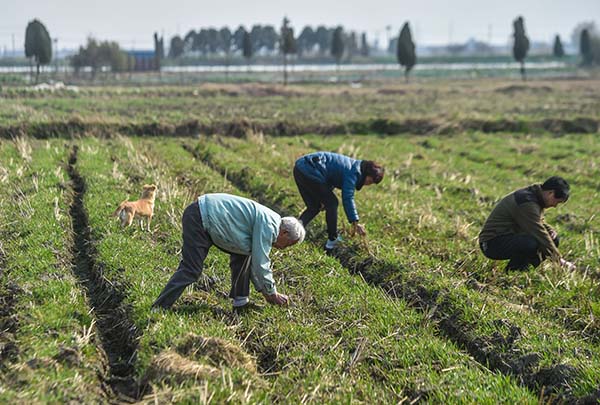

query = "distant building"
[[126, 50, 159, 71]]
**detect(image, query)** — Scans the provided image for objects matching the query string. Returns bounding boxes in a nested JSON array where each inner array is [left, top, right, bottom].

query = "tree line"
[[70, 38, 132, 78], [167, 23, 371, 61], [20, 17, 600, 84]]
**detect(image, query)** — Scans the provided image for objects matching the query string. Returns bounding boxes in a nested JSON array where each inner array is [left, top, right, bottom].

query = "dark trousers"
[[293, 166, 338, 240], [152, 201, 252, 309], [480, 234, 560, 271]]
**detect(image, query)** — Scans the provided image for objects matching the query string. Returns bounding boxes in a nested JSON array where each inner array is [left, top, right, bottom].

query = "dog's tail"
[[112, 200, 128, 217]]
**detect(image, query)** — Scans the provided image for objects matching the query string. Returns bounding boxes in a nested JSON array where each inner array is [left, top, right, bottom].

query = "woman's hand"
[[352, 222, 367, 236]]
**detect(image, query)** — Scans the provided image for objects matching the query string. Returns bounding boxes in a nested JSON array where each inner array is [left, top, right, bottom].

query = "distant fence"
[[0, 61, 568, 74]]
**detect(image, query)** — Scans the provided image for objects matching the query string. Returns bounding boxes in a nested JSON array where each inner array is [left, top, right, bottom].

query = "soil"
[[66, 145, 144, 400]]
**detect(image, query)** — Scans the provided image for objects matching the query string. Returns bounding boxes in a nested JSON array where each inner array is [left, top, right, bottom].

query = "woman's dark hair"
[[361, 160, 385, 184], [541, 176, 570, 201]]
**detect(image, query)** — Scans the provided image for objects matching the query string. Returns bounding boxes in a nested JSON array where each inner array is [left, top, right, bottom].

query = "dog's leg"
[[125, 213, 134, 227], [120, 211, 129, 227], [147, 215, 152, 232]]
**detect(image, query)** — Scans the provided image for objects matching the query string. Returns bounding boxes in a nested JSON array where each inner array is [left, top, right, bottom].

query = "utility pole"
[[385, 25, 391, 53], [487, 24, 493, 55], [54, 38, 59, 77]]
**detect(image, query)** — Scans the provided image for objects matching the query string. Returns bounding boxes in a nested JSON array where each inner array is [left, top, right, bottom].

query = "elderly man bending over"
[[152, 193, 305, 310]]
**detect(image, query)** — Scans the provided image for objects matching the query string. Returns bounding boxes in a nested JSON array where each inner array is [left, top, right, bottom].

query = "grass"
[[0, 137, 106, 402], [42, 135, 536, 402], [190, 132, 600, 399], [0, 79, 599, 132], [0, 78, 598, 402]]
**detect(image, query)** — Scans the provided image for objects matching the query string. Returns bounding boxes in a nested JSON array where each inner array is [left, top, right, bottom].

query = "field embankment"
[[1, 79, 599, 139]]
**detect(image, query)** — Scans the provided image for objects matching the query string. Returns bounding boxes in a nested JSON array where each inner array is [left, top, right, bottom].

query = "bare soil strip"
[[0, 116, 598, 140], [0, 246, 20, 367], [183, 143, 597, 402], [331, 247, 583, 402], [66, 145, 144, 400]]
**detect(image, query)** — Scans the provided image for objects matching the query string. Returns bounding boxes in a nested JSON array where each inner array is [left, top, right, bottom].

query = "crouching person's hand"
[[352, 222, 367, 236], [560, 258, 576, 271], [262, 292, 289, 306]]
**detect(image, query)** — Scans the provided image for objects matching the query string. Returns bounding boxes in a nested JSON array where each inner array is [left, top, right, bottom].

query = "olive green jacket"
[[479, 184, 560, 261]]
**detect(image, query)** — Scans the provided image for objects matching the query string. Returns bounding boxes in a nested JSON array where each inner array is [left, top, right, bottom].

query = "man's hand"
[[262, 292, 289, 306], [352, 222, 367, 236], [560, 258, 576, 271]]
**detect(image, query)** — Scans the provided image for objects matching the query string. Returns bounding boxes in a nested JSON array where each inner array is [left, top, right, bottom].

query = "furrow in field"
[[66, 145, 143, 400], [0, 242, 20, 367]]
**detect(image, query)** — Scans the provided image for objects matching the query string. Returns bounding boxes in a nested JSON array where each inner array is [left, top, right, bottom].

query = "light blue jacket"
[[198, 193, 281, 295], [295, 151, 364, 223]]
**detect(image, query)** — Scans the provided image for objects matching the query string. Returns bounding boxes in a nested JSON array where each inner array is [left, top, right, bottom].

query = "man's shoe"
[[232, 302, 264, 314], [325, 236, 343, 250]]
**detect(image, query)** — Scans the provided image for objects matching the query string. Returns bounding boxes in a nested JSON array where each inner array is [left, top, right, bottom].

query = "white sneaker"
[[325, 236, 343, 250]]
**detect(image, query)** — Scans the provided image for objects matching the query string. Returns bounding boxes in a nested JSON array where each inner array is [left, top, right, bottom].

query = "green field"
[[1, 78, 599, 133], [0, 79, 599, 402]]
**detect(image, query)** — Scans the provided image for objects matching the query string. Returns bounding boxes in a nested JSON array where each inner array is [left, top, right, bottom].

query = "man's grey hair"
[[281, 216, 306, 244]]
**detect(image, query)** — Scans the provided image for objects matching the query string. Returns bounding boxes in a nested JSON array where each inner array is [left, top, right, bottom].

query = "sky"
[[1, 0, 599, 52]]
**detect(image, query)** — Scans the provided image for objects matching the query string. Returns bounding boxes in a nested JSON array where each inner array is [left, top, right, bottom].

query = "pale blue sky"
[[1, 0, 598, 51]]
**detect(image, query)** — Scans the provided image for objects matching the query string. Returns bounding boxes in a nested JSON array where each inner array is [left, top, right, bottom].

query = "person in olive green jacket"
[[479, 176, 575, 271]]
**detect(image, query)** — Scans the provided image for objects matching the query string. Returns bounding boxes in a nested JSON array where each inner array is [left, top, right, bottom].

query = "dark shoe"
[[232, 302, 264, 314], [150, 305, 168, 313]]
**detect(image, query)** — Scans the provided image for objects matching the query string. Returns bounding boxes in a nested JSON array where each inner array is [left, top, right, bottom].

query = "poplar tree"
[[220, 27, 232, 81], [512, 16, 530, 81], [553, 35, 564, 58], [331, 26, 345, 70], [396, 22, 416, 82], [168, 36, 185, 59], [280, 17, 296, 85], [233, 26, 246, 52], [315, 26, 330, 56], [580, 29, 593, 66], [360, 33, 370, 57], [242, 30, 253, 70], [25, 19, 52, 83], [154, 32, 164, 70], [297, 26, 315, 56]]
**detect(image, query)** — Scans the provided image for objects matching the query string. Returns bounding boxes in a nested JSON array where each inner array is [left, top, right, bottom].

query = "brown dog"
[[113, 184, 157, 231]]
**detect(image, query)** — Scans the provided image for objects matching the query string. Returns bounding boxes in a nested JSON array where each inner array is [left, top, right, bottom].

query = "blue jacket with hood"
[[295, 151, 365, 223]]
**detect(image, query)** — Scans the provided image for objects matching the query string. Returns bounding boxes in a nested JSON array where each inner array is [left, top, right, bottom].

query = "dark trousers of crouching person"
[[152, 201, 251, 309], [293, 166, 338, 241], [480, 233, 560, 271]]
